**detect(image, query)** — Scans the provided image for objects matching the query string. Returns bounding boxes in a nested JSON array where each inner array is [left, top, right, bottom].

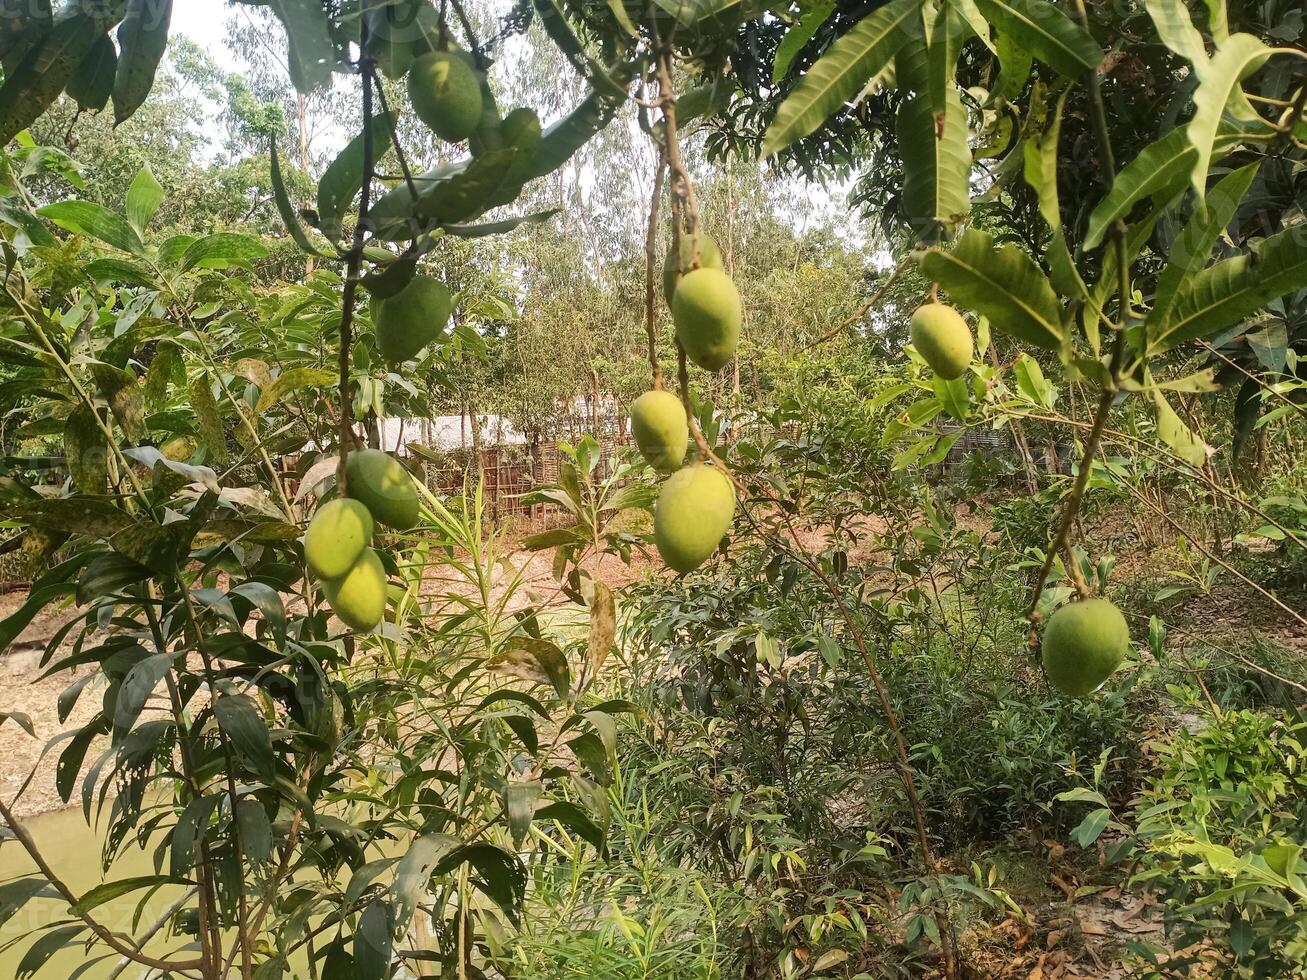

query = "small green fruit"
[[662, 232, 723, 307], [304, 498, 373, 580], [654, 464, 735, 574], [373, 276, 453, 365], [321, 548, 387, 632], [631, 390, 688, 473], [908, 303, 973, 380], [408, 51, 483, 141], [1041, 598, 1129, 697], [501, 106, 542, 149], [673, 268, 741, 373], [346, 449, 420, 530]]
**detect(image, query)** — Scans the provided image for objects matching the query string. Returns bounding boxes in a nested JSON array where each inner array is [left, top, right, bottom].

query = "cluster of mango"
[[303, 450, 419, 632]]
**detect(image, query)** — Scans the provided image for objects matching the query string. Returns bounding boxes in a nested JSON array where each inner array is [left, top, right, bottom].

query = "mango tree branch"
[[0, 795, 205, 973]]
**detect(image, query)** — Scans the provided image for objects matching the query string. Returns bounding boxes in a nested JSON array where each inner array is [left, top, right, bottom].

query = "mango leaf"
[[927, 2, 969, 113], [86, 361, 145, 442], [255, 367, 337, 414], [83, 257, 157, 287], [1151, 162, 1259, 326], [1153, 390, 1209, 465], [214, 693, 277, 781], [0, 710, 34, 737], [505, 781, 543, 846], [0, 879, 49, 922], [974, 0, 1100, 78], [391, 835, 455, 931], [762, 0, 918, 157], [267, 0, 335, 93], [17, 497, 133, 538], [317, 112, 394, 242], [0, 11, 101, 146], [354, 899, 395, 980], [948, 0, 997, 52], [1022, 90, 1083, 298], [17, 925, 85, 978], [441, 209, 561, 238], [73, 875, 181, 915], [1150, 224, 1307, 351], [920, 229, 1066, 349], [171, 794, 222, 878], [1143, 0, 1207, 64], [433, 843, 527, 922], [235, 799, 273, 866], [190, 376, 228, 463], [1186, 32, 1268, 198], [269, 132, 327, 256], [1084, 121, 1257, 249], [587, 580, 616, 678], [180, 232, 268, 271], [113, 652, 173, 743], [897, 88, 971, 241], [1070, 807, 1112, 847], [38, 200, 144, 253], [0, 1, 52, 73], [989, 25, 1032, 103], [113, 0, 172, 123], [772, 0, 835, 82], [933, 373, 970, 421], [489, 637, 570, 700], [125, 164, 164, 235], [65, 32, 117, 112], [64, 405, 108, 494], [417, 148, 520, 226], [1013, 353, 1057, 408]]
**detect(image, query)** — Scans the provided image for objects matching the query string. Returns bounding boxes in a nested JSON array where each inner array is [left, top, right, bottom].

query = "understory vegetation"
[[0, 0, 1305, 978]]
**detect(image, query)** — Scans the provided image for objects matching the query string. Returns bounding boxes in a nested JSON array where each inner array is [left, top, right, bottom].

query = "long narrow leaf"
[[762, 0, 918, 157]]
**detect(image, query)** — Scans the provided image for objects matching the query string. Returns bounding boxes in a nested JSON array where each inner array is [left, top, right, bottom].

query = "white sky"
[[170, 1, 240, 68]]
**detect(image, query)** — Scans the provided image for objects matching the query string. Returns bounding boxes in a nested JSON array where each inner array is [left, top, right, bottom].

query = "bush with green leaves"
[[1124, 710, 1307, 978]]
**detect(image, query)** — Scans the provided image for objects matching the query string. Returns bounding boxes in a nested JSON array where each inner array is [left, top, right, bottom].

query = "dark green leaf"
[[0, 879, 50, 922], [762, 0, 918, 157], [65, 33, 117, 112], [0, 11, 102, 147], [0, 710, 34, 737], [113, 652, 172, 743], [505, 781, 542, 846], [354, 898, 394, 980], [171, 794, 221, 878], [270, 132, 326, 256], [73, 875, 181, 915], [113, 0, 172, 124], [773, 0, 835, 82], [974, 0, 1101, 77], [1151, 224, 1307, 351], [64, 405, 108, 495], [58, 716, 107, 803], [83, 257, 158, 287], [214, 693, 277, 780], [317, 112, 394, 242], [897, 88, 971, 241], [267, 0, 335, 93], [17, 925, 84, 978], [236, 799, 274, 865]]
